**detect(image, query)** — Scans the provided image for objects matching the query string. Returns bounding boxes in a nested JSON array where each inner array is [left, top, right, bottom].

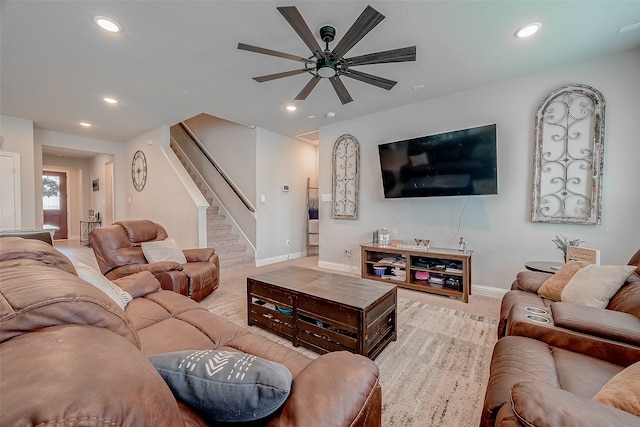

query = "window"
[[42, 174, 61, 210]]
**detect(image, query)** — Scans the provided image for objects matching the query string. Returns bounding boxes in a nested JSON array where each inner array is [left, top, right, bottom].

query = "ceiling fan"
[[237, 5, 416, 105]]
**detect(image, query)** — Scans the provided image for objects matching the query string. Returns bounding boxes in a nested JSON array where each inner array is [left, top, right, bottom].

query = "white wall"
[[124, 126, 202, 248], [35, 129, 128, 224], [184, 114, 257, 202], [256, 128, 318, 264], [0, 116, 36, 228], [318, 48, 640, 291]]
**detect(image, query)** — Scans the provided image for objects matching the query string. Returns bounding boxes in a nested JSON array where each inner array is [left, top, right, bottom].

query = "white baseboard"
[[256, 251, 303, 267], [318, 261, 506, 300]]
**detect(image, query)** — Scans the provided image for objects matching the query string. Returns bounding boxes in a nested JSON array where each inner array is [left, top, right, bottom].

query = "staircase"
[[171, 144, 255, 272]]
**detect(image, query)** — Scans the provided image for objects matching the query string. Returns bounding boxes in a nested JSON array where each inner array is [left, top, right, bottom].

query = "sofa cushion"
[[112, 270, 161, 298], [149, 349, 292, 423], [0, 325, 185, 427], [593, 361, 640, 416], [537, 261, 589, 301], [142, 238, 187, 264], [561, 264, 636, 308], [76, 262, 133, 309]]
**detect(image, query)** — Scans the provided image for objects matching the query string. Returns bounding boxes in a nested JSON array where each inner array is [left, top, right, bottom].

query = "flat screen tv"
[[378, 124, 497, 199]]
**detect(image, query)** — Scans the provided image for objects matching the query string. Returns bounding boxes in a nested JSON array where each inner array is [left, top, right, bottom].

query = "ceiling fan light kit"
[[238, 5, 416, 104]]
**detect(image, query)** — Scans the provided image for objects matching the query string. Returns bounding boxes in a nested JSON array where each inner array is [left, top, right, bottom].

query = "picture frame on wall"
[[92, 179, 99, 192]]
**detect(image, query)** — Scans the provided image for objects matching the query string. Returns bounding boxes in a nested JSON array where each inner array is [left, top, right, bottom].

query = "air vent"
[[296, 130, 319, 143]]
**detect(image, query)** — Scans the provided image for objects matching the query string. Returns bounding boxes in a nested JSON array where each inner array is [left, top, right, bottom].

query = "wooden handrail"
[[178, 122, 256, 213]]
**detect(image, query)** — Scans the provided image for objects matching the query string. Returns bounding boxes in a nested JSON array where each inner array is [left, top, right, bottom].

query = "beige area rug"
[[201, 276, 498, 427]]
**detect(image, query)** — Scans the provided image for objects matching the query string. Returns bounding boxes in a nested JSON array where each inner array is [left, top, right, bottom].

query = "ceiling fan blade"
[[295, 75, 322, 100], [342, 69, 397, 91], [252, 69, 308, 83], [345, 46, 416, 66], [238, 43, 314, 64], [277, 6, 326, 59], [332, 5, 385, 60], [329, 76, 354, 104]]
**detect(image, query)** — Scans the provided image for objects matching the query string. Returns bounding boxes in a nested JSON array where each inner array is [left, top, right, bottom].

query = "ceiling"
[[2, 1, 640, 147]]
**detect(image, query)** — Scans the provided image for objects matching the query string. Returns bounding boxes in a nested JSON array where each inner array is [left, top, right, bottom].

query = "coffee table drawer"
[[248, 279, 293, 306], [296, 295, 359, 329]]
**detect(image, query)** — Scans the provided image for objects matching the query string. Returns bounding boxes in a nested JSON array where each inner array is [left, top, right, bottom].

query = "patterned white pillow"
[[75, 262, 133, 309], [141, 237, 187, 264]]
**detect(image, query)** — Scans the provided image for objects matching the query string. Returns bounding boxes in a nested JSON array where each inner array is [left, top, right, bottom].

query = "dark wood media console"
[[247, 266, 397, 360]]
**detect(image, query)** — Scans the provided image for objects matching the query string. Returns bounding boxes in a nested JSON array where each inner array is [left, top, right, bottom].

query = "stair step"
[[218, 253, 255, 272], [213, 243, 246, 254]]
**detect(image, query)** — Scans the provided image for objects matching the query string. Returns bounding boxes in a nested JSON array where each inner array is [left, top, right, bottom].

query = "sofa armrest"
[[106, 262, 183, 279], [183, 248, 216, 263], [551, 301, 640, 346], [511, 271, 552, 292], [510, 381, 639, 427], [1, 325, 186, 427], [268, 351, 381, 427]]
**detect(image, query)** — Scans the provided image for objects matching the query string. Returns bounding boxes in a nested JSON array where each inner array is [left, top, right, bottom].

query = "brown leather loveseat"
[[481, 250, 640, 426], [90, 219, 219, 301], [0, 237, 382, 426]]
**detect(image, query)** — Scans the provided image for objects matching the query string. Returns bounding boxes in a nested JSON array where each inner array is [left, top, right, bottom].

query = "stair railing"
[[179, 122, 256, 213]]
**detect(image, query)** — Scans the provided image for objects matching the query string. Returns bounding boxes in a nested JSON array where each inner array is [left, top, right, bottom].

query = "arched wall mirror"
[[332, 134, 360, 219], [532, 84, 605, 225]]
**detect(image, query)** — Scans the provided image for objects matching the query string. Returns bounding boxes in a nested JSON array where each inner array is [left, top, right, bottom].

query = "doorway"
[[42, 171, 68, 239]]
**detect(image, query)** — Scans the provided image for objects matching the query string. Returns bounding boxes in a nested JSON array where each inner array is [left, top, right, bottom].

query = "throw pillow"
[[537, 261, 589, 301], [149, 350, 292, 423], [561, 264, 636, 308], [141, 237, 187, 264], [593, 361, 640, 416], [75, 262, 133, 310]]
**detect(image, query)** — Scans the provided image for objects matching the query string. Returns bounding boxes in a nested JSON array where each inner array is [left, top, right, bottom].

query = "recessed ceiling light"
[[103, 97, 118, 104], [80, 122, 92, 127], [286, 105, 297, 112], [93, 16, 121, 33], [515, 22, 542, 38], [326, 112, 336, 119], [307, 115, 316, 119]]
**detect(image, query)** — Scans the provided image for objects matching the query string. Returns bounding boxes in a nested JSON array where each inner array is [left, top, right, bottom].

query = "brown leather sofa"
[[90, 219, 219, 301], [497, 249, 640, 365], [481, 335, 639, 426], [0, 237, 382, 427], [480, 249, 640, 426]]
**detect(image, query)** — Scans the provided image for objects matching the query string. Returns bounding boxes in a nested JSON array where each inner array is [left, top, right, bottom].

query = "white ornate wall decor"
[[332, 134, 360, 219], [532, 84, 605, 225]]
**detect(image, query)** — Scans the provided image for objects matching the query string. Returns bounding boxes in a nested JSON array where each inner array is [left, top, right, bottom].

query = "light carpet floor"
[[201, 258, 499, 427]]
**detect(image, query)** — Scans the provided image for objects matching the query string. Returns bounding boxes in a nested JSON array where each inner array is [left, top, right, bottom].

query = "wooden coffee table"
[[247, 266, 397, 360]]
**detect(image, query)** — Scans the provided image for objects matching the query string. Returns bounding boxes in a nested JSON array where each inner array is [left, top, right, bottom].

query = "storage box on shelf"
[[360, 243, 472, 302]]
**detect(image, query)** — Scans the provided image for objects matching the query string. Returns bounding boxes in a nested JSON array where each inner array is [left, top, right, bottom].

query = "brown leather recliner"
[[89, 219, 219, 301], [497, 249, 640, 366]]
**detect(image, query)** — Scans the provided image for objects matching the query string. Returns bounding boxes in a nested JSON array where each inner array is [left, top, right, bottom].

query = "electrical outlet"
[[344, 248, 351, 256], [285, 240, 291, 247]]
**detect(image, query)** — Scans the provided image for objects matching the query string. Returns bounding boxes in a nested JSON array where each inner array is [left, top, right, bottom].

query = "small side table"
[[80, 220, 101, 247], [525, 261, 564, 274]]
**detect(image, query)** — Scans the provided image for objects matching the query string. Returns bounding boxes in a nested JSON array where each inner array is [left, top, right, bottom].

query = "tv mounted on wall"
[[378, 124, 497, 199]]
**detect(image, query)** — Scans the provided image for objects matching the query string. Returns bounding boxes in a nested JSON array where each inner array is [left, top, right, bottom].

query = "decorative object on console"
[[332, 134, 360, 219], [532, 84, 605, 225]]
